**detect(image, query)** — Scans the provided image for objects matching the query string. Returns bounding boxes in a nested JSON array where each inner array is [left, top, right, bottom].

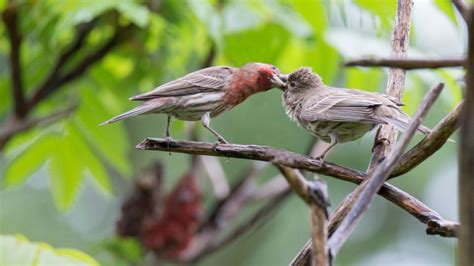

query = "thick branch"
[[137, 138, 366, 183], [368, 0, 414, 173], [328, 83, 443, 256], [2, 3, 26, 117], [458, 6, 474, 266], [391, 101, 463, 177], [308, 177, 330, 266], [137, 137, 459, 237], [345, 58, 466, 69]]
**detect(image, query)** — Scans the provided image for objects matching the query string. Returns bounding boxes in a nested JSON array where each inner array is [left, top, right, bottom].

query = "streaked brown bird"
[[101, 63, 286, 143], [281, 67, 430, 159]]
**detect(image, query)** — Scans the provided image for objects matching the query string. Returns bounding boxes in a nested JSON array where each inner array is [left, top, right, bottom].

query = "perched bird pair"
[[102, 64, 429, 160]]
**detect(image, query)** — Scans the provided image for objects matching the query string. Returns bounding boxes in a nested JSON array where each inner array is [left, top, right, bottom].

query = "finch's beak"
[[271, 74, 286, 88]]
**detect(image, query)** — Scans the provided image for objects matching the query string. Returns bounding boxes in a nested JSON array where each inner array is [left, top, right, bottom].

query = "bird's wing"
[[130, 66, 236, 101], [299, 91, 388, 124]]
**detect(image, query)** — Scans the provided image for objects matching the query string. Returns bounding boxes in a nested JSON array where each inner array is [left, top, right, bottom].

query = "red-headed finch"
[[101, 63, 286, 143], [281, 67, 430, 159]]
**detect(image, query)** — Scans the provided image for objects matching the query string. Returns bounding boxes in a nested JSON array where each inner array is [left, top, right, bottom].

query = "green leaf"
[[433, 0, 458, 26], [48, 135, 84, 210], [0, 234, 99, 266], [101, 237, 144, 264], [354, 0, 396, 30], [117, 2, 150, 28], [77, 88, 132, 177], [3, 134, 55, 187], [345, 68, 383, 92], [224, 23, 290, 65], [289, 0, 326, 35], [67, 123, 113, 197], [436, 70, 463, 108]]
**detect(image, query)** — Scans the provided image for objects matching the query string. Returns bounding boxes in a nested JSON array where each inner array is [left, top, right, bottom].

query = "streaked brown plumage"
[[281, 67, 430, 159], [101, 63, 286, 143]]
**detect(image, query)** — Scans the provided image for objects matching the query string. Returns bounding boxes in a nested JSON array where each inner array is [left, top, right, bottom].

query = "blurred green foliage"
[[0, 0, 465, 265]]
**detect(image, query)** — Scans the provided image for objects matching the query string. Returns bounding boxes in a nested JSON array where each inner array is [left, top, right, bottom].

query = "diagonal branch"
[[345, 58, 466, 69], [26, 19, 98, 113], [2, 3, 26, 117], [327, 83, 444, 256], [391, 100, 463, 177], [26, 23, 133, 111], [452, 0, 471, 23], [0, 105, 77, 150]]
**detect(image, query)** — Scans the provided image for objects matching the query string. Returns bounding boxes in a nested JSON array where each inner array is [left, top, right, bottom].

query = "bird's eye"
[[290, 81, 296, 87], [271, 65, 277, 72]]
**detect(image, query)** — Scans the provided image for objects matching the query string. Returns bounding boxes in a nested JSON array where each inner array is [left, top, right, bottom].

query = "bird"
[[281, 67, 430, 160], [101, 63, 286, 143]]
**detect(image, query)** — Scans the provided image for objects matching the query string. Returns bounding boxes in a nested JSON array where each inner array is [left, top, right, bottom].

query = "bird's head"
[[286, 67, 322, 92], [242, 63, 286, 90]]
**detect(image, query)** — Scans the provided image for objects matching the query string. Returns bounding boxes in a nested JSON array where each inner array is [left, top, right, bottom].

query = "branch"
[[458, 5, 474, 265], [345, 58, 466, 69], [25, 19, 97, 113], [136, 138, 366, 183], [452, 0, 471, 23], [391, 101, 463, 177], [327, 83, 444, 256], [2, 3, 26, 117], [26, 23, 132, 110], [368, 0, 414, 173], [187, 189, 291, 262], [308, 177, 330, 266], [0, 105, 77, 150]]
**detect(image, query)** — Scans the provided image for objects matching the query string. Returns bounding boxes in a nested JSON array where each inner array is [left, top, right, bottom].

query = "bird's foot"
[[372, 137, 391, 152], [165, 136, 173, 155], [313, 155, 326, 164]]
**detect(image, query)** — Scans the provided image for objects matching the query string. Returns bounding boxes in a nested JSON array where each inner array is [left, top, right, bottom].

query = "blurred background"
[[0, 0, 465, 265]]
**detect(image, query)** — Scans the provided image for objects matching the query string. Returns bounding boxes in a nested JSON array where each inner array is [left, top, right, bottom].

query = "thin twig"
[[0, 105, 77, 149], [391, 101, 463, 177], [345, 58, 466, 69], [199, 156, 231, 199], [187, 190, 291, 262], [368, 0, 414, 173], [458, 6, 474, 265], [2, 3, 26, 117], [327, 83, 444, 256]]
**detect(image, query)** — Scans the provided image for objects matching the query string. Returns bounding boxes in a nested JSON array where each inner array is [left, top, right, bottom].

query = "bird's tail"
[[100, 104, 157, 126], [383, 115, 455, 142], [382, 114, 430, 135]]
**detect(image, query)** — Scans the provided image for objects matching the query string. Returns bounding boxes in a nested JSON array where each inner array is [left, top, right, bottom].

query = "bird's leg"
[[201, 112, 229, 146], [164, 116, 172, 154], [315, 135, 337, 161]]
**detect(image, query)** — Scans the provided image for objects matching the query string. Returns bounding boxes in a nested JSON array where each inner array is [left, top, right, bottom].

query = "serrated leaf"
[[433, 0, 458, 27], [3, 134, 55, 187], [49, 136, 84, 210], [77, 88, 131, 176], [67, 123, 113, 197], [0, 234, 99, 266]]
